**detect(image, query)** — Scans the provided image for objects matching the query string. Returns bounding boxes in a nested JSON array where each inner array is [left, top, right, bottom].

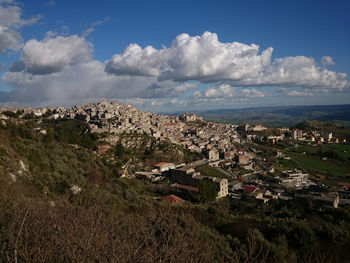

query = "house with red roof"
[[160, 195, 185, 204], [154, 162, 175, 172], [95, 144, 111, 154], [244, 185, 258, 193]]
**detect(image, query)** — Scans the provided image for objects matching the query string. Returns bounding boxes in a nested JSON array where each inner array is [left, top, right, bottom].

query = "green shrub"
[[2, 111, 18, 118], [198, 179, 218, 201]]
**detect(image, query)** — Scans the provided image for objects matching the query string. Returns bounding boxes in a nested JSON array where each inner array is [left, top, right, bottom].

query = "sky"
[[0, 0, 349, 112]]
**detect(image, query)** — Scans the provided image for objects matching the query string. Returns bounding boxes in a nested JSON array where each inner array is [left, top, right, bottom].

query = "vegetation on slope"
[[0, 118, 350, 262], [111, 132, 202, 172]]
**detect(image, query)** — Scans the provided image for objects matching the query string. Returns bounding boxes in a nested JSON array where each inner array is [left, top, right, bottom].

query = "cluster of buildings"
[[277, 169, 310, 188], [1, 99, 349, 208], [56, 100, 269, 176], [237, 124, 266, 132], [146, 162, 319, 205], [169, 166, 229, 199], [292, 129, 345, 144], [55, 99, 179, 137]]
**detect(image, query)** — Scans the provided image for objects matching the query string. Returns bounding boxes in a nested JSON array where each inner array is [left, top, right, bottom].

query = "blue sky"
[[0, 0, 349, 112]]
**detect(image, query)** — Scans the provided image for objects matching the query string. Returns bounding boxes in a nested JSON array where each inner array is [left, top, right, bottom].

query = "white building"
[[279, 169, 309, 188], [212, 177, 229, 198], [292, 129, 303, 140], [208, 149, 219, 161]]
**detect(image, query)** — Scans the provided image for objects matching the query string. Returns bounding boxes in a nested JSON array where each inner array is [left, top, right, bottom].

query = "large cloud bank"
[[10, 36, 93, 74], [1, 28, 349, 108], [1, 34, 161, 106], [106, 31, 348, 90]]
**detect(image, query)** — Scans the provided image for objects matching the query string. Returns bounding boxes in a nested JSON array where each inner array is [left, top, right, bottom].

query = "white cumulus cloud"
[[286, 90, 313, 96], [0, 1, 40, 54], [321, 56, 335, 67], [240, 88, 265, 98], [203, 84, 236, 98], [192, 84, 266, 100], [106, 43, 166, 77], [2, 60, 157, 106], [135, 81, 196, 98], [105, 31, 349, 90], [0, 3, 39, 27], [0, 25, 21, 53], [2, 29, 349, 108], [10, 35, 93, 75]]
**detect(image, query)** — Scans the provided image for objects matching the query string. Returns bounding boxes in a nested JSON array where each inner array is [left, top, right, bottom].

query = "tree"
[[198, 179, 218, 201], [3, 111, 18, 118], [23, 112, 35, 119]]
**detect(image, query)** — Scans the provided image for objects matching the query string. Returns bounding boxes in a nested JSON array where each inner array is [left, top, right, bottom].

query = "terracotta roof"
[[154, 162, 169, 168], [244, 185, 258, 193], [96, 144, 111, 149], [171, 183, 199, 192], [96, 145, 111, 153], [160, 195, 185, 203], [339, 182, 350, 189]]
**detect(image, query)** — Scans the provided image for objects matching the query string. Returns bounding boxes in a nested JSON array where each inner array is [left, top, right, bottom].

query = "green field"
[[295, 143, 350, 162], [325, 144, 350, 159], [264, 142, 350, 183], [298, 144, 350, 158], [195, 164, 230, 179], [290, 153, 350, 176]]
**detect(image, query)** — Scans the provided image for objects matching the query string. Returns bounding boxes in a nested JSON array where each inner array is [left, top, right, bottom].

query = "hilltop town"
[[1, 99, 350, 262], [1, 0, 349, 261], [1, 99, 349, 208]]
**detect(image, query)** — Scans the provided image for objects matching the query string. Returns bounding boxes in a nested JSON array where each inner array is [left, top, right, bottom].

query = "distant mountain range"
[[191, 104, 350, 127]]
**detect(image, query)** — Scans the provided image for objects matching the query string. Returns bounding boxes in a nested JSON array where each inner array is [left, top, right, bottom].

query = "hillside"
[[195, 104, 350, 127], [1, 108, 350, 262]]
